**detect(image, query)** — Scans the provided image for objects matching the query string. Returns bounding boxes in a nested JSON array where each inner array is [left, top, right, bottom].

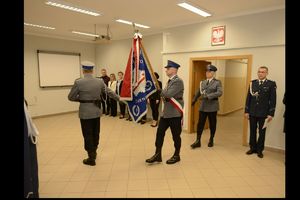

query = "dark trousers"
[[119, 102, 126, 116], [249, 116, 266, 153], [106, 97, 111, 114], [101, 99, 106, 114], [110, 98, 117, 116], [80, 117, 100, 153], [197, 111, 217, 139], [155, 117, 182, 155], [150, 99, 160, 121]]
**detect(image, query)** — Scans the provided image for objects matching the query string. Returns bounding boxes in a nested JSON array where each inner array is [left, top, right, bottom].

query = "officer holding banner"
[[68, 61, 120, 166], [146, 60, 184, 164]]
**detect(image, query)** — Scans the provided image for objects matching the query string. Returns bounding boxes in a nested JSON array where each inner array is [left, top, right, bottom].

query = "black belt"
[[79, 100, 99, 103], [211, 98, 218, 100]]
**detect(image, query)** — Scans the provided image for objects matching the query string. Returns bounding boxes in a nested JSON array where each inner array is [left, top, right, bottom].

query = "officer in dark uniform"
[[146, 60, 184, 164], [24, 100, 39, 198], [68, 61, 119, 166], [191, 64, 223, 148], [245, 66, 277, 158]]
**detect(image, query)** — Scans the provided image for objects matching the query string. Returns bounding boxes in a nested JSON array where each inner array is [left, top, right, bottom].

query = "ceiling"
[[24, 0, 285, 43]]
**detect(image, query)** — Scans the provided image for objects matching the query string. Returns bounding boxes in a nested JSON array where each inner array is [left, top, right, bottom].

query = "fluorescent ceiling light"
[[116, 19, 150, 29], [45, 0, 101, 16], [71, 31, 99, 37], [177, 2, 211, 17], [24, 22, 55, 30]]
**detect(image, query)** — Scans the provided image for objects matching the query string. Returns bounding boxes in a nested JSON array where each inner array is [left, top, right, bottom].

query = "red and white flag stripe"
[[169, 97, 184, 126]]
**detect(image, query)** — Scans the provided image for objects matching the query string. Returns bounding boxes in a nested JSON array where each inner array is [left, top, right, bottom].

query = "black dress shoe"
[[83, 158, 96, 166], [257, 152, 264, 158], [246, 149, 257, 155], [145, 153, 162, 163], [190, 140, 201, 149], [166, 155, 180, 164], [208, 139, 214, 147]]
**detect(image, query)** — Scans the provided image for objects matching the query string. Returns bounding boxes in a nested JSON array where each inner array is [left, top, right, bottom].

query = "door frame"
[[188, 55, 252, 146]]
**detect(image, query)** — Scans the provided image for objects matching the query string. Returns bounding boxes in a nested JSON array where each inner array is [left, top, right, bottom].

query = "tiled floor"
[[34, 110, 285, 198]]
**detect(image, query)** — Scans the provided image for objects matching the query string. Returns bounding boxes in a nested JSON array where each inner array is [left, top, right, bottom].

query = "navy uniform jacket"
[[245, 79, 277, 117]]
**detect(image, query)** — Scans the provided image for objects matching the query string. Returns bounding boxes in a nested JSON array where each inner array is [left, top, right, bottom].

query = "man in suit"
[[146, 60, 184, 164], [97, 69, 110, 115], [191, 64, 223, 148], [245, 66, 277, 158], [68, 61, 120, 166], [116, 71, 126, 119]]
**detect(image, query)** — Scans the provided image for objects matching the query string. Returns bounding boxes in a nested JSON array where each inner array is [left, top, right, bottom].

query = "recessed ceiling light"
[[177, 2, 211, 17], [45, 0, 101, 16], [71, 31, 99, 37], [116, 19, 150, 29], [24, 22, 55, 30]]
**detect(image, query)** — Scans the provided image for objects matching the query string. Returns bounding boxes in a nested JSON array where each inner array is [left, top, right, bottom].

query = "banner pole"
[[140, 43, 161, 90]]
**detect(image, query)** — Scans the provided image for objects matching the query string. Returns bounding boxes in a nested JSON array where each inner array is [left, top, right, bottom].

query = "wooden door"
[[192, 61, 210, 132]]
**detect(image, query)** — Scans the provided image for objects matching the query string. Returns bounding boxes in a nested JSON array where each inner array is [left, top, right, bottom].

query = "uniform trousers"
[[197, 111, 217, 138], [155, 117, 182, 155], [80, 117, 100, 153], [249, 115, 266, 153]]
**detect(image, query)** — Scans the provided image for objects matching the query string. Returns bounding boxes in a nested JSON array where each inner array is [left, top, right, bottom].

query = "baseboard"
[[264, 146, 285, 154], [31, 110, 77, 119], [218, 107, 243, 116]]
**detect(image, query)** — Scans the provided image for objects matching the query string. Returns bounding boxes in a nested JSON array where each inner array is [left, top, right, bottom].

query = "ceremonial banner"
[[120, 33, 158, 122]]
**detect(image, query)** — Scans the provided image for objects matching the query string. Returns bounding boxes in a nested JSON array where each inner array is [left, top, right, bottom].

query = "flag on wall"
[[120, 33, 158, 122]]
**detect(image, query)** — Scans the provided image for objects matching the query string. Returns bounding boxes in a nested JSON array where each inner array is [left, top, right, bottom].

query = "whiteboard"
[[37, 50, 81, 87]]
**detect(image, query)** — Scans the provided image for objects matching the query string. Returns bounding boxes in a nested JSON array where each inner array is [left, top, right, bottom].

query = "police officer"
[[68, 61, 120, 166], [146, 60, 184, 164], [191, 64, 223, 148], [245, 66, 277, 158]]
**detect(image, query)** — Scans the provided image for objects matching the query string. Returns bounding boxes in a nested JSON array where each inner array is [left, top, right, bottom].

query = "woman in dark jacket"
[[148, 72, 162, 127]]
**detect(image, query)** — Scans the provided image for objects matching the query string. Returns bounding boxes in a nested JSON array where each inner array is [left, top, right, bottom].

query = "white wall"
[[24, 34, 96, 117], [163, 9, 284, 53], [162, 9, 285, 150]]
